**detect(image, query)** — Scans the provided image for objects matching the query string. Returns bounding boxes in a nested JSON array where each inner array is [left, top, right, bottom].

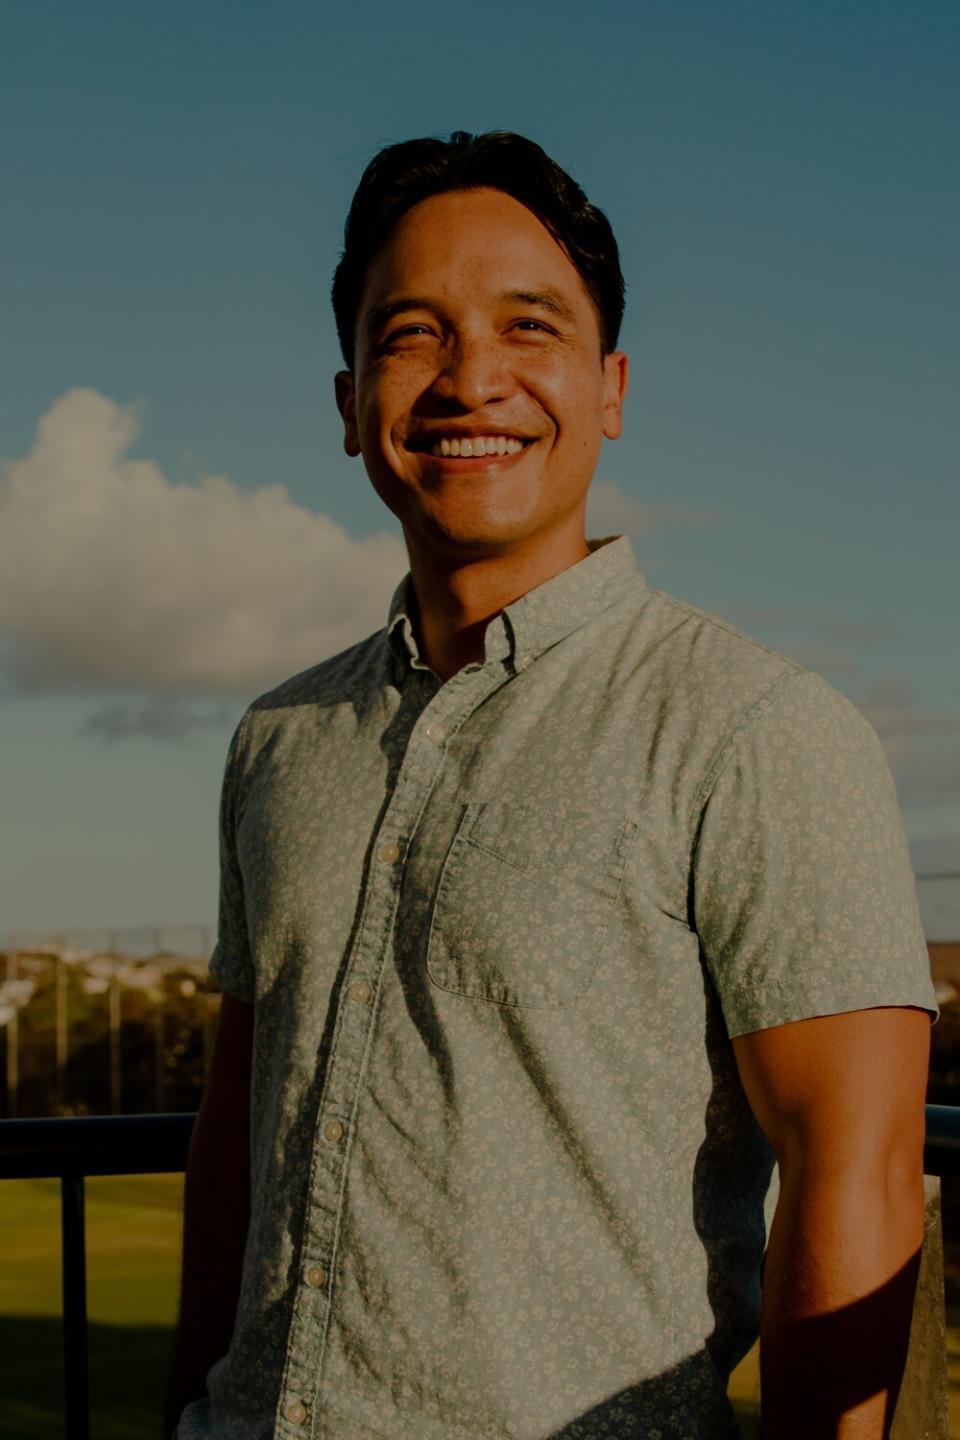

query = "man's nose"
[[430, 336, 513, 411]]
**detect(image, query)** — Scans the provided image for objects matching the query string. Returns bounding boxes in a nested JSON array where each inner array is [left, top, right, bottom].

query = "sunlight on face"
[[336, 187, 628, 567]]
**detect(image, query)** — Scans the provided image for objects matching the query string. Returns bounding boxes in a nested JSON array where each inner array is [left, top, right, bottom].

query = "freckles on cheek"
[[372, 362, 437, 418], [523, 349, 569, 383]]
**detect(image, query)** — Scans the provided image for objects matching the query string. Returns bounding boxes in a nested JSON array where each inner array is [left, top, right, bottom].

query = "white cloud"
[[586, 480, 652, 539], [0, 389, 407, 697], [586, 479, 720, 541]]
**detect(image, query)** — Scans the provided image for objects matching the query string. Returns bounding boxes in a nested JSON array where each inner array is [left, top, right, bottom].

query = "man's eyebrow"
[[498, 289, 578, 325], [363, 298, 438, 337]]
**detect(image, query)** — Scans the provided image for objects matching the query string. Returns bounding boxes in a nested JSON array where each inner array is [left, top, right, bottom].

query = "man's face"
[[335, 186, 628, 564]]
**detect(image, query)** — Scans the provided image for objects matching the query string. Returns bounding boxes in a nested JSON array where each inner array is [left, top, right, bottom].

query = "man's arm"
[[162, 990, 255, 1438], [732, 1004, 931, 1440]]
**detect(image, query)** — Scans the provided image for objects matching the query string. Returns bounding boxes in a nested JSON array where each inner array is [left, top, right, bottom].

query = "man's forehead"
[[359, 189, 591, 323]]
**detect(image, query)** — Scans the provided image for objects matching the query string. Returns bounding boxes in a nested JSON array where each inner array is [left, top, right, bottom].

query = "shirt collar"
[[386, 534, 642, 678]]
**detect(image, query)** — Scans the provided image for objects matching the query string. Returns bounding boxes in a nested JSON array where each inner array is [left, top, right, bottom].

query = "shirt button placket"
[[281, 679, 492, 1432]]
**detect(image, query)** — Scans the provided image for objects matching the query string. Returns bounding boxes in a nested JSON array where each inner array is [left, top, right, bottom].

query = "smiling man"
[[166, 132, 938, 1440], [334, 177, 628, 682]]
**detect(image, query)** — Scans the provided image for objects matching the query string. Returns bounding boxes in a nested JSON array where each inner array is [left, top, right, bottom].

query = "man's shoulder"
[[632, 584, 885, 777], [631, 581, 805, 712]]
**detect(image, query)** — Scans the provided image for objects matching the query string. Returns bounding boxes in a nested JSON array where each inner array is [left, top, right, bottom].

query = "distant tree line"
[[0, 951, 220, 1118]]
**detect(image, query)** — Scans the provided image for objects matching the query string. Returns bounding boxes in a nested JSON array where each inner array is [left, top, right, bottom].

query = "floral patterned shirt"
[[177, 533, 937, 1440]]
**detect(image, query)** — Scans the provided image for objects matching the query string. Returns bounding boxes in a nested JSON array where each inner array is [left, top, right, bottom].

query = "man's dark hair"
[[332, 130, 626, 371]]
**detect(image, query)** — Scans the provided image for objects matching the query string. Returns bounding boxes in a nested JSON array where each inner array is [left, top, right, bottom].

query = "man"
[[165, 131, 938, 1439]]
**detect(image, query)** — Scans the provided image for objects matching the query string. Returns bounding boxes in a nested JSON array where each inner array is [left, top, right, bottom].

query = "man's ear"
[[601, 351, 629, 441], [334, 371, 361, 457]]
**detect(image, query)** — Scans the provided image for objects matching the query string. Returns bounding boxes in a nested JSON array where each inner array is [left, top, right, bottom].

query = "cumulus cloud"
[[586, 479, 719, 541], [0, 390, 408, 697]]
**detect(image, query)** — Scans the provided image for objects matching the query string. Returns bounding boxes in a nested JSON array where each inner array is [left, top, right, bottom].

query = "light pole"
[[82, 957, 123, 1114], [0, 960, 37, 1119]]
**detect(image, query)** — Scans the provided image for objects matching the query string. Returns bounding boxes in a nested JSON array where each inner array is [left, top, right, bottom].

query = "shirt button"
[[378, 840, 402, 863], [285, 1399, 308, 1424], [323, 1118, 344, 1143], [305, 1264, 328, 1288], [350, 978, 372, 1004], [425, 720, 448, 743]]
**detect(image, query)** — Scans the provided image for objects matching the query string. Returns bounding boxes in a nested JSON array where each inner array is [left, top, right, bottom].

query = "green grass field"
[[1, 1175, 183, 1440]]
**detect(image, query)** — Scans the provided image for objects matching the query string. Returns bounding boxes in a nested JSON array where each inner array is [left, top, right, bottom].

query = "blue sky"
[[1, 0, 958, 945]]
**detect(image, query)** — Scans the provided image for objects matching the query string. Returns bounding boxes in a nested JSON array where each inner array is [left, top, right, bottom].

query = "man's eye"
[[512, 320, 551, 333], [385, 325, 433, 342]]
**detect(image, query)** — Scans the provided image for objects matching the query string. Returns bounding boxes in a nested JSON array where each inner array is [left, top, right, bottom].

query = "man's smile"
[[428, 435, 528, 457], [405, 430, 539, 472], [405, 427, 537, 453]]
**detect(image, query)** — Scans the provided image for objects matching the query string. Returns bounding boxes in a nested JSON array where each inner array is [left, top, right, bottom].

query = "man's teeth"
[[430, 436, 527, 458]]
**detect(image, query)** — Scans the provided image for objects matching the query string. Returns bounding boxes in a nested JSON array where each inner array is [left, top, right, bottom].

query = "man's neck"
[[406, 529, 592, 682]]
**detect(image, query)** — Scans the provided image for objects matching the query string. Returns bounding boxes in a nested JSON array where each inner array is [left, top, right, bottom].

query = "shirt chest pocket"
[[426, 801, 638, 1008]]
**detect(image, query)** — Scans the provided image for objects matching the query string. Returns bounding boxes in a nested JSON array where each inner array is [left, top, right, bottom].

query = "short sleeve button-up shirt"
[[177, 534, 937, 1440]]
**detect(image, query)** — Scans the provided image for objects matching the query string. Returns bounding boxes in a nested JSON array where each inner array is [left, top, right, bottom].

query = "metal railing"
[[0, 1112, 195, 1440], [2, 1106, 960, 1440]]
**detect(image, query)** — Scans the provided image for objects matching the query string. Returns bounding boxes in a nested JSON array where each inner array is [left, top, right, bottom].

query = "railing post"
[[888, 1175, 948, 1439], [60, 1174, 90, 1440]]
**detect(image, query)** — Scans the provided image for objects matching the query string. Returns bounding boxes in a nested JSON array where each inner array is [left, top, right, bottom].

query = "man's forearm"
[[162, 1114, 251, 1437], [759, 1163, 923, 1439]]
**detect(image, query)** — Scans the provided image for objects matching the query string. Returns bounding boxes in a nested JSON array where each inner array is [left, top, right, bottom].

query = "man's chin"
[[413, 515, 541, 561]]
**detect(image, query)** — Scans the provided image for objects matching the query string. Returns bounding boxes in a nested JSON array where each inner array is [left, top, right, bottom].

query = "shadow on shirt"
[[544, 1245, 920, 1439], [547, 1347, 743, 1438]]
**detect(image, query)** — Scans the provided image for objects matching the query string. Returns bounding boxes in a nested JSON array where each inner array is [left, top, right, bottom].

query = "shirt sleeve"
[[692, 668, 939, 1039], [207, 710, 256, 1004]]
